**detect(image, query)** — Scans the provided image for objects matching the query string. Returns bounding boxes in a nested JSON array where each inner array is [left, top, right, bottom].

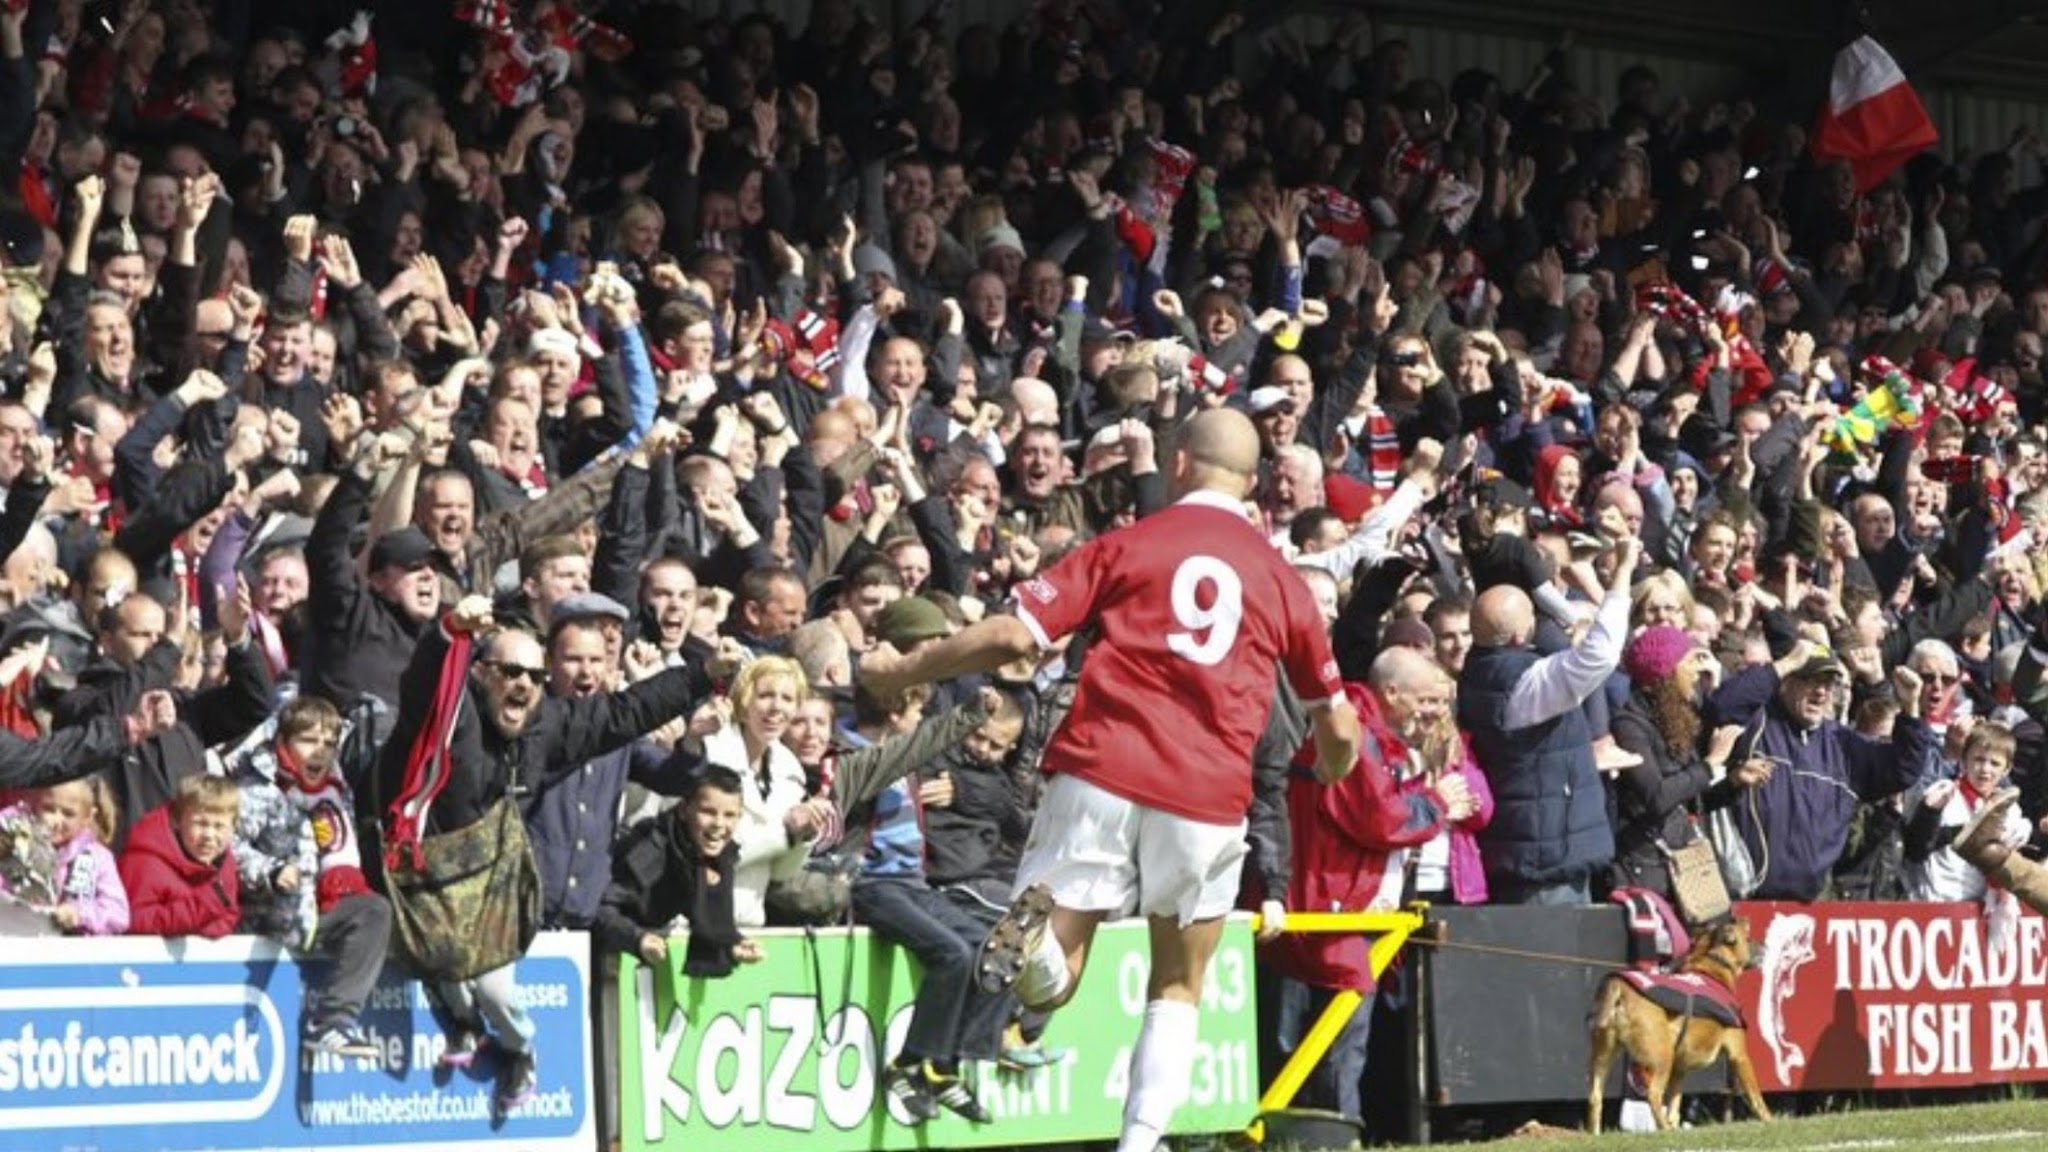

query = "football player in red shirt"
[[863, 408, 1361, 1152]]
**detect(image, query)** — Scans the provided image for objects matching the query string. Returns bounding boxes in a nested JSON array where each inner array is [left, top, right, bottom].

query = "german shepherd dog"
[[1586, 919, 1773, 1133]]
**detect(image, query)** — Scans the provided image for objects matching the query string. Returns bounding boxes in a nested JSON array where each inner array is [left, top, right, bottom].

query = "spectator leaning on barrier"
[[635, 654, 822, 927], [219, 693, 392, 1061], [0, 774, 128, 934], [373, 594, 727, 1115], [828, 678, 1008, 1124], [521, 593, 705, 933], [119, 772, 239, 939], [1606, 625, 1770, 906], [594, 764, 764, 978], [1903, 723, 2030, 905], [1398, 662, 1495, 907], [1262, 647, 1473, 1125]]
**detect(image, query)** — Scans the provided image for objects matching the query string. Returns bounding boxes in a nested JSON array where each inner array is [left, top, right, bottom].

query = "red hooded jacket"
[[118, 805, 239, 938], [1261, 683, 1444, 990]]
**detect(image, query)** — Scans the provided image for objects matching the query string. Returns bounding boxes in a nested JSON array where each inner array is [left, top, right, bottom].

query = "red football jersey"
[[1013, 491, 1342, 825]]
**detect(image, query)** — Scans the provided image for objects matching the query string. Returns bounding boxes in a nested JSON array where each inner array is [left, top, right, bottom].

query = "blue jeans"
[[431, 964, 535, 1054], [1271, 977, 1375, 1122], [852, 876, 1012, 1064]]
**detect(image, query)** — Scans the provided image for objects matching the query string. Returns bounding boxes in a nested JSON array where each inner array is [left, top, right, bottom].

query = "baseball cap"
[[1248, 386, 1292, 416], [1786, 645, 1849, 681], [875, 596, 951, 649], [529, 327, 579, 359], [1081, 316, 1136, 344], [1472, 474, 1531, 510], [552, 591, 631, 626], [368, 527, 435, 573]]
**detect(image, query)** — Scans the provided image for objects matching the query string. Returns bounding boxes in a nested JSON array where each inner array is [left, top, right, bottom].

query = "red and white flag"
[[1812, 36, 1937, 192]]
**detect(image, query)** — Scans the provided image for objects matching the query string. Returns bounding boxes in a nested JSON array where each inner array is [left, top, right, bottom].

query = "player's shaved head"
[[1173, 409, 1262, 499], [1472, 585, 1536, 648]]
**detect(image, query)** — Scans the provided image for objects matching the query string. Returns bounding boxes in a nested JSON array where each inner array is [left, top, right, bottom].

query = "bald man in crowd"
[[1457, 537, 1641, 905]]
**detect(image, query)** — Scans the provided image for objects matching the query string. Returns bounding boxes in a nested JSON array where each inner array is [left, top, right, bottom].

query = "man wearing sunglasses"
[[1906, 639, 1969, 740], [373, 595, 742, 1114]]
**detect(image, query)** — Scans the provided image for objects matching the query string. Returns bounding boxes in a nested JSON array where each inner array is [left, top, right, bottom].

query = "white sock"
[[1116, 999, 1200, 1152], [1016, 925, 1070, 1007], [1620, 1098, 1656, 1133]]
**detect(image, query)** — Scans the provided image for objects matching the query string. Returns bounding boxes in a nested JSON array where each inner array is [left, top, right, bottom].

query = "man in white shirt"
[[1455, 537, 1639, 904]]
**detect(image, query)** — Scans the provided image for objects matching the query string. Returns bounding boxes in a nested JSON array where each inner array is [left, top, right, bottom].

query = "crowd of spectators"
[[0, 0, 2046, 1130]]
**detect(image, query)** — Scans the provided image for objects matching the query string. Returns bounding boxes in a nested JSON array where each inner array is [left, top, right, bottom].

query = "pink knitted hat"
[[1623, 625, 1695, 684]]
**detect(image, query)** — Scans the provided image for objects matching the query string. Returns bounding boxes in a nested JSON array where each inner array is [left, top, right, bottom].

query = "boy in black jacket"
[[595, 766, 763, 976]]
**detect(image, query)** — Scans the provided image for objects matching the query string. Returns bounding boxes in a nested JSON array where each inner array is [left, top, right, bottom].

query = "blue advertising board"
[[0, 931, 593, 1152]]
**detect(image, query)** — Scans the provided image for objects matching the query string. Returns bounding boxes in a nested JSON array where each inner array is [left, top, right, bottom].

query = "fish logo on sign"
[[1757, 913, 1817, 1085]]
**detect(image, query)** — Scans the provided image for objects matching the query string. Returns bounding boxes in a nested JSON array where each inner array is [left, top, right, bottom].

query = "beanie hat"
[[1623, 625, 1695, 684], [875, 597, 952, 649], [975, 223, 1026, 260], [1382, 617, 1434, 652], [852, 244, 898, 283]]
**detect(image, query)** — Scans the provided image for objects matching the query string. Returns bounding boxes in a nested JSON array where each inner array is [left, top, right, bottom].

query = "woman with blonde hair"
[[1403, 669, 1494, 905], [1629, 570, 1697, 634], [698, 657, 827, 927]]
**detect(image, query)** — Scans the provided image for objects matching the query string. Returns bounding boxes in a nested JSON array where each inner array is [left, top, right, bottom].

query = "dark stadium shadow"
[[1808, 986, 1871, 1093]]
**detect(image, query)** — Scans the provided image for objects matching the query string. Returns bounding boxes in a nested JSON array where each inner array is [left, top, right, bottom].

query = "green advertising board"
[[618, 917, 1260, 1151]]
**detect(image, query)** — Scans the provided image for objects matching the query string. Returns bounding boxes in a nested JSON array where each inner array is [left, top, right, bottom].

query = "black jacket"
[[1605, 688, 1735, 899], [922, 744, 1030, 899], [372, 623, 715, 838], [1247, 683, 1306, 903], [594, 817, 741, 976], [52, 637, 273, 847], [300, 469, 430, 710], [0, 716, 137, 792]]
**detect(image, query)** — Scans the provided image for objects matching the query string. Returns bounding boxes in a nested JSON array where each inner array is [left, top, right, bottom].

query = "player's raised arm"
[[859, 615, 1041, 695]]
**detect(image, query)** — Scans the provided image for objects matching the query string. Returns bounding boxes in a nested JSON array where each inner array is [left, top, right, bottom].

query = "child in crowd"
[[222, 696, 393, 1058], [0, 778, 129, 934], [837, 682, 1005, 1125], [1904, 724, 2030, 903], [119, 775, 240, 937], [595, 765, 763, 977], [7, 779, 128, 934]]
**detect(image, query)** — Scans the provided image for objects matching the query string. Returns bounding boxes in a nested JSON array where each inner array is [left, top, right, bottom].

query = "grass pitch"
[[1377, 1098, 2048, 1150]]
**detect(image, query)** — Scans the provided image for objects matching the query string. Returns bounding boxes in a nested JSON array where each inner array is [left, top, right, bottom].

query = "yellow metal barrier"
[[1242, 908, 1427, 1144]]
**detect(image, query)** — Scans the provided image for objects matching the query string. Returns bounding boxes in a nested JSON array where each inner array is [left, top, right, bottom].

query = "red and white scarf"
[[383, 626, 472, 871]]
